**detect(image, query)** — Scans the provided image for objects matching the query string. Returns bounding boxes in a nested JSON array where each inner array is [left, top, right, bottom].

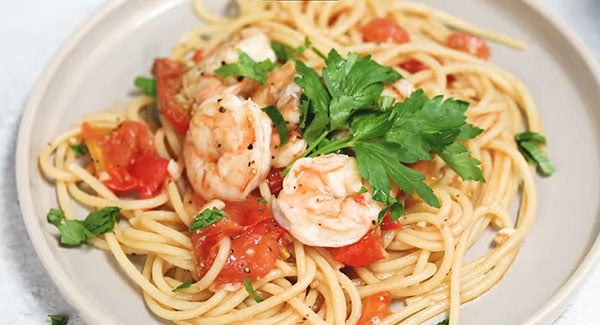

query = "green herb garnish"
[[49, 314, 69, 325], [515, 131, 555, 176], [262, 105, 289, 146], [134, 76, 157, 97], [271, 37, 311, 62], [172, 280, 194, 292], [243, 277, 264, 303], [214, 51, 276, 85], [292, 49, 484, 223], [189, 207, 227, 232], [69, 144, 88, 156], [47, 207, 121, 246]]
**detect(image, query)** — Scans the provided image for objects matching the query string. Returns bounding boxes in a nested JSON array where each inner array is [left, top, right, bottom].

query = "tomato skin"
[[266, 168, 284, 196], [380, 212, 403, 231], [357, 291, 392, 325], [190, 199, 289, 285], [197, 219, 287, 285], [398, 59, 428, 73], [191, 49, 204, 63], [81, 121, 168, 198], [130, 154, 170, 199], [446, 32, 490, 60], [360, 18, 410, 44], [153, 58, 190, 135], [329, 230, 387, 267]]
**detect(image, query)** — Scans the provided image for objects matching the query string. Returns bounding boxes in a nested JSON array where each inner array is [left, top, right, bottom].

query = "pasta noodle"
[[39, 1, 543, 324]]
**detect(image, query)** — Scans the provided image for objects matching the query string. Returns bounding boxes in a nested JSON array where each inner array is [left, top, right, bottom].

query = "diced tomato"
[[100, 120, 155, 168], [153, 58, 191, 135], [446, 32, 490, 60], [190, 198, 289, 285], [408, 160, 436, 178], [357, 292, 392, 325], [191, 49, 204, 63], [380, 212, 402, 231], [81, 121, 169, 198], [130, 154, 170, 199], [329, 230, 387, 267], [398, 59, 428, 73], [266, 168, 284, 196], [446, 74, 457, 87], [196, 219, 288, 285], [360, 18, 410, 44], [329, 8, 350, 25]]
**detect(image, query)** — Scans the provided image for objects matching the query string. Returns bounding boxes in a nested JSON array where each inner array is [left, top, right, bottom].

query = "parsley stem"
[[283, 130, 330, 176], [309, 135, 355, 157]]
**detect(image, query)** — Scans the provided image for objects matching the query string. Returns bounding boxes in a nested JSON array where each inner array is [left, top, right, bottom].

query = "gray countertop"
[[1, 1, 598, 324]]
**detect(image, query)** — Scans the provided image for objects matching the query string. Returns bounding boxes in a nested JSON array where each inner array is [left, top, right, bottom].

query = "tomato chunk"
[[446, 32, 490, 60], [398, 59, 428, 73], [330, 230, 387, 267], [380, 212, 402, 231], [360, 18, 410, 44], [153, 58, 190, 134], [266, 168, 284, 196], [190, 199, 289, 285], [81, 121, 169, 198], [357, 291, 392, 325], [130, 154, 170, 199]]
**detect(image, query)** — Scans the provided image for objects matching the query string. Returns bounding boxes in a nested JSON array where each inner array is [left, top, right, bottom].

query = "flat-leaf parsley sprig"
[[292, 49, 485, 222]]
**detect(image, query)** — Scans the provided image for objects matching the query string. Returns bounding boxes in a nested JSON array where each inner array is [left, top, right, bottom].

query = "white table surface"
[[1, 1, 598, 324]]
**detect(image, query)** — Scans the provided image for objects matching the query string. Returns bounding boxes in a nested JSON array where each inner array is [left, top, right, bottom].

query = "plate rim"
[[14, 0, 600, 324]]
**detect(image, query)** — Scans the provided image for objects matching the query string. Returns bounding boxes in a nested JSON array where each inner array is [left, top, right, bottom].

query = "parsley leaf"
[[172, 280, 194, 292], [355, 142, 440, 208], [271, 37, 311, 62], [436, 319, 449, 325], [385, 90, 470, 162], [438, 141, 484, 181], [189, 207, 227, 232], [293, 49, 483, 216], [214, 51, 276, 85], [295, 60, 331, 143], [134, 76, 157, 97], [243, 277, 264, 302], [69, 144, 88, 156], [46, 207, 121, 246], [258, 197, 268, 204], [262, 105, 289, 146], [515, 132, 555, 176], [322, 50, 402, 129], [49, 314, 69, 325]]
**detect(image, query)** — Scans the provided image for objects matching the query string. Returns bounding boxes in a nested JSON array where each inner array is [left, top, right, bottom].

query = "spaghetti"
[[39, 1, 543, 324]]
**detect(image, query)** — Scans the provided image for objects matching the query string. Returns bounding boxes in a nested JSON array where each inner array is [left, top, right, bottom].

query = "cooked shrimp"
[[202, 27, 276, 73], [270, 129, 306, 168], [252, 62, 302, 128], [272, 154, 384, 247], [184, 94, 272, 201], [181, 71, 259, 106]]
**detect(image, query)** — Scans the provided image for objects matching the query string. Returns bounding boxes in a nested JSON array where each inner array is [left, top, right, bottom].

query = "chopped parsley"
[[49, 314, 69, 325], [262, 105, 289, 146], [243, 277, 264, 303], [134, 76, 157, 97], [69, 144, 88, 156], [172, 280, 194, 292], [515, 131, 555, 176], [189, 207, 227, 232], [293, 49, 484, 223], [437, 319, 449, 325], [271, 37, 311, 62], [258, 197, 268, 204], [47, 207, 121, 246], [214, 51, 276, 85]]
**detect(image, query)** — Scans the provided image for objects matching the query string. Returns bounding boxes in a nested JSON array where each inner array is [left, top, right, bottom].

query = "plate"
[[15, 0, 600, 324]]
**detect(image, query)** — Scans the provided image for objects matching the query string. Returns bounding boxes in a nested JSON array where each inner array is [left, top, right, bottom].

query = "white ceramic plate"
[[16, 0, 600, 324]]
